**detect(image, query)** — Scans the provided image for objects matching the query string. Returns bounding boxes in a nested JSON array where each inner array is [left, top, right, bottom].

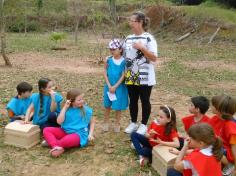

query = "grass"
[[179, 1, 236, 24]]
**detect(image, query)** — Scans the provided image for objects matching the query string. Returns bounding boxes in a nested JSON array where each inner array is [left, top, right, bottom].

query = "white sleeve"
[[147, 35, 158, 57], [183, 160, 192, 169]]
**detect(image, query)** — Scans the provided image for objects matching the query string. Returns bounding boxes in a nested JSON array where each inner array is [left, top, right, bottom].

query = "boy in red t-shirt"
[[182, 96, 210, 133]]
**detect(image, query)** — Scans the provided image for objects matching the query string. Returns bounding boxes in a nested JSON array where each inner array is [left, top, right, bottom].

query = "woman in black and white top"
[[123, 11, 158, 135]]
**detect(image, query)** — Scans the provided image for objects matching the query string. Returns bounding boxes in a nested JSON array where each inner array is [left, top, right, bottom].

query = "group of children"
[[6, 79, 95, 157], [5, 38, 236, 176]]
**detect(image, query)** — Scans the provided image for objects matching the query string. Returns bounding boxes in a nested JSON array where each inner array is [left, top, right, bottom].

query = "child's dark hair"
[[132, 11, 150, 31], [188, 123, 223, 161], [16, 82, 33, 95], [66, 88, 85, 116], [160, 105, 177, 136], [217, 95, 236, 120], [191, 96, 209, 114], [38, 78, 51, 116]]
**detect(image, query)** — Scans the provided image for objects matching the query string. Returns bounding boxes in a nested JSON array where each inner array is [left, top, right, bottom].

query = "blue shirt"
[[61, 106, 93, 147], [6, 96, 32, 122], [31, 92, 63, 126]]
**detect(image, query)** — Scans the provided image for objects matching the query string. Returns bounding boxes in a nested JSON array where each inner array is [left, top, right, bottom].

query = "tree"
[[0, 0, 12, 66], [108, 0, 117, 25]]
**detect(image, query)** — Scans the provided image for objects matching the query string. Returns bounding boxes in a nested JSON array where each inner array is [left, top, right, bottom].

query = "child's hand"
[[49, 89, 56, 96], [183, 138, 190, 148], [88, 134, 95, 141], [169, 148, 180, 155], [149, 129, 158, 135], [109, 86, 116, 94], [150, 137, 162, 144], [64, 100, 71, 109]]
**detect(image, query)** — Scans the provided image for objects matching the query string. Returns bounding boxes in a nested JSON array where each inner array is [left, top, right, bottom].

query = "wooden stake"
[[208, 27, 221, 44]]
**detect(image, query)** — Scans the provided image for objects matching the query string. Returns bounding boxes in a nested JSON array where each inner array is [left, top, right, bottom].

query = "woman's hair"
[[188, 123, 223, 161], [160, 105, 177, 136], [217, 95, 236, 120], [66, 88, 85, 116], [132, 11, 150, 31], [38, 78, 51, 116]]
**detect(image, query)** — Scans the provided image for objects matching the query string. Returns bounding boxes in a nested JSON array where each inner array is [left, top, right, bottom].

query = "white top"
[[183, 145, 213, 176], [123, 32, 158, 86], [112, 57, 124, 65]]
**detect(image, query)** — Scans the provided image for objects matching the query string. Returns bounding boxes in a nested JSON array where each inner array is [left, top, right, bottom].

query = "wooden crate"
[[152, 145, 177, 176], [4, 121, 40, 149]]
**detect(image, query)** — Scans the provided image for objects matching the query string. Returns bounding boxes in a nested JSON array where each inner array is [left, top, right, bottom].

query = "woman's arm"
[[24, 103, 34, 123], [133, 41, 157, 62], [88, 117, 96, 141], [57, 100, 70, 125]]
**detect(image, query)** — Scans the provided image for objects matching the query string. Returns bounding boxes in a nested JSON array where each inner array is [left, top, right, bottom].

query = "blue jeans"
[[167, 168, 183, 176], [131, 132, 152, 161]]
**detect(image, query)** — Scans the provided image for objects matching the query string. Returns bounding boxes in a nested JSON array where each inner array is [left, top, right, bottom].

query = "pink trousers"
[[43, 127, 80, 149]]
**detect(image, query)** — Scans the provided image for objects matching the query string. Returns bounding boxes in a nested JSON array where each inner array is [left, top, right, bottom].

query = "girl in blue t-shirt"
[[24, 78, 63, 130], [103, 39, 128, 133], [43, 88, 95, 157]]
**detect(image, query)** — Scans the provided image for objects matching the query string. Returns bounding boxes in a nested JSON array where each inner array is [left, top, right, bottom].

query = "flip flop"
[[50, 146, 64, 157]]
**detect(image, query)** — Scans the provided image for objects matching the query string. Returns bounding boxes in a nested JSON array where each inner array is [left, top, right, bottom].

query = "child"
[[168, 123, 223, 176], [131, 105, 180, 166], [24, 78, 63, 130], [103, 39, 128, 133], [43, 88, 95, 157], [209, 95, 226, 137], [216, 95, 236, 176], [6, 82, 33, 122], [182, 96, 210, 132]]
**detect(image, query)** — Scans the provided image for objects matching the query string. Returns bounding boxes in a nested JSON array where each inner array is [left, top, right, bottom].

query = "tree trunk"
[[74, 19, 79, 44], [109, 0, 117, 25], [0, 0, 12, 66]]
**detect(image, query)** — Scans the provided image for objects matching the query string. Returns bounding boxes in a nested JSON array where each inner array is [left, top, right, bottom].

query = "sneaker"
[[50, 146, 64, 157], [102, 123, 109, 132], [139, 156, 148, 167], [136, 124, 147, 135], [222, 163, 235, 176], [130, 142, 135, 149], [114, 125, 121, 133], [41, 140, 49, 147], [124, 122, 138, 134]]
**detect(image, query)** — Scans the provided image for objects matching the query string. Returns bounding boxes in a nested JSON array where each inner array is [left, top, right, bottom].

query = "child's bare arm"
[[103, 62, 111, 88], [57, 100, 70, 125], [24, 103, 34, 123], [88, 117, 96, 141], [151, 137, 180, 148], [110, 72, 125, 93]]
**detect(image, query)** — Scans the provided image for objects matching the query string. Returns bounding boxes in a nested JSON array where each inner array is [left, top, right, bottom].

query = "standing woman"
[[124, 12, 158, 135]]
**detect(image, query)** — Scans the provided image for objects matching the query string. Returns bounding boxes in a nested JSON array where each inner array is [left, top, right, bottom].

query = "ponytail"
[[212, 137, 223, 161], [38, 78, 51, 117], [39, 92, 43, 116]]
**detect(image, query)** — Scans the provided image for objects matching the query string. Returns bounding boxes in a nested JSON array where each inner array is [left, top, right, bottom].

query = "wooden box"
[[152, 145, 177, 176], [4, 121, 40, 149]]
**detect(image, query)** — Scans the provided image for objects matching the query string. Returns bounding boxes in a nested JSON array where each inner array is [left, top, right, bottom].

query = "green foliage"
[[50, 32, 66, 43], [7, 19, 42, 32]]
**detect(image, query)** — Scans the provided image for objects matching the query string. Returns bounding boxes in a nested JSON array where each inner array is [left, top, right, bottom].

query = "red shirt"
[[220, 119, 236, 162], [182, 114, 210, 132], [209, 115, 224, 137], [183, 149, 221, 176], [147, 120, 178, 147]]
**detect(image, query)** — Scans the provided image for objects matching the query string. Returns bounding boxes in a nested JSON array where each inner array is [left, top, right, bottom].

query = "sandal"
[[50, 146, 64, 157]]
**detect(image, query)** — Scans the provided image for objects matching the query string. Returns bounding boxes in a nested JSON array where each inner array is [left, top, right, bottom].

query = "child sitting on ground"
[[43, 88, 95, 157], [131, 105, 180, 166], [6, 82, 33, 122]]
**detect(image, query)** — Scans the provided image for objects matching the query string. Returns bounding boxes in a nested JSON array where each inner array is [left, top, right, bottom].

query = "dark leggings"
[[127, 85, 152, 125], [131, 132, 153, 161], [40, 112, 60, 131]]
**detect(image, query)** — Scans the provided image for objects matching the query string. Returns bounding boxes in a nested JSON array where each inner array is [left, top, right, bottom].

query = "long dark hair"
[[160, 105, 177, 136], [38, 78, 51, 116], [188, 123, 223, 161], [132, 11, 150, 31]]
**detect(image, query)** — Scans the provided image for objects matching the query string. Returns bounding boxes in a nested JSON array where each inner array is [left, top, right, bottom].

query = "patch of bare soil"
[[7, 52, 104, 75], [183, 60, 236, 71]]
